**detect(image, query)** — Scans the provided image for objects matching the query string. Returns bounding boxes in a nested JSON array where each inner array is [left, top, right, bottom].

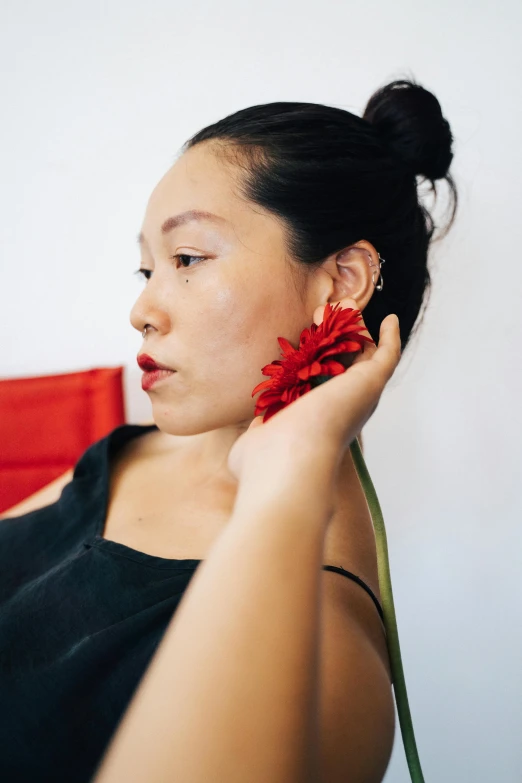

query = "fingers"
[[351, 309, 399, 369], [371, 313, 402, 381], [346, 315, 401, 399], [301, 313, 402, 446]]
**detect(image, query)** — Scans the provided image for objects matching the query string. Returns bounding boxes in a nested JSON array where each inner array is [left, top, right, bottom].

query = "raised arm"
[[92, 315, 399, 783], [93, 494, 329, 783]]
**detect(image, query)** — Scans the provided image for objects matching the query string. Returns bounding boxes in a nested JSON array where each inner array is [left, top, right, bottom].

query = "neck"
[[193, 419, 253, 477]]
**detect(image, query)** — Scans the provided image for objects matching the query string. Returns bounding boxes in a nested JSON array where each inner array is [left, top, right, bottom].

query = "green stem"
[[349, 436, 425, 783]]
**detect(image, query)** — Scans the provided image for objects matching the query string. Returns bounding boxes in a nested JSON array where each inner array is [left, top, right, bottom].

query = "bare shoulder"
[[321, 441, 390, 674]]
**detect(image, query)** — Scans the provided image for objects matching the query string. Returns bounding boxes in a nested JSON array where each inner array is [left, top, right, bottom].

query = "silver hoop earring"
[[371, 253, 385, 292]]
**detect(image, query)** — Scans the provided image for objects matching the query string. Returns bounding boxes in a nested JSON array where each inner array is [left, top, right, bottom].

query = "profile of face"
[[130, 142, 377, 440]]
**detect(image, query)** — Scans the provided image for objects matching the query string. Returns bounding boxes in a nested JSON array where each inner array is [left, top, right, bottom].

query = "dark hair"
[[182, 77, 457, 355]]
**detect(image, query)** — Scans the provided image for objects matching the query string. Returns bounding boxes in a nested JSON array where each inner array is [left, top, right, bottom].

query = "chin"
[[149, 401, 256, 437]]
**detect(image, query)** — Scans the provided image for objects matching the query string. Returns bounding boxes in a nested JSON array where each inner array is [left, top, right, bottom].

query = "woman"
[[0, 78, 457, 783]]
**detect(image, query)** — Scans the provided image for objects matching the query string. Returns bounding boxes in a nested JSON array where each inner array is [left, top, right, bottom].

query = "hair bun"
[[363, 78, 454, 181]]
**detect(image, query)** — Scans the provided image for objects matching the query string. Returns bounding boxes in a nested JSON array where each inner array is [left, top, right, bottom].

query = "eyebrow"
[[136, 210, 228, 246]]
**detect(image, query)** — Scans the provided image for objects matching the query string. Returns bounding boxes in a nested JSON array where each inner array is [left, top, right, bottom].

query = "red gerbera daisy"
[[251, 302, 376, 422]]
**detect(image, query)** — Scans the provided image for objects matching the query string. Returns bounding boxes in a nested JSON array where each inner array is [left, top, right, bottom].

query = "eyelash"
[[134, 254, 207, 281]]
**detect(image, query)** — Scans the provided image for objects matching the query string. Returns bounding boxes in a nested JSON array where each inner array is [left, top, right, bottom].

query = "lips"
[[137, 353, 175, 372], [141, 368, 175, 391]]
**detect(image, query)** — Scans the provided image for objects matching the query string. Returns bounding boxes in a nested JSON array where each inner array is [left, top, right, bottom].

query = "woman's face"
[[130, 142, 318, 437]]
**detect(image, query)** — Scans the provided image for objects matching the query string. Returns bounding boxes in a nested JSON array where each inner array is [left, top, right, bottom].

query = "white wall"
[[1, 0, 521, 780]]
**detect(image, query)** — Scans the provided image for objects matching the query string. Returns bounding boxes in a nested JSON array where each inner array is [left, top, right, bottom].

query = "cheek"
[[201, 283, 303, 386], [201, 296, 262, 371], [189, 253, 308, 379]]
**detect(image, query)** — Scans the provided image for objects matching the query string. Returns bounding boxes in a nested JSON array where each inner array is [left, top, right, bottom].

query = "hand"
[[227, 301, 401, 525]]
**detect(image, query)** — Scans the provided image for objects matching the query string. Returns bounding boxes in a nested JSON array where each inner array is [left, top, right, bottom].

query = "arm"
[[93, 495, 327, 783], [93, 314, 398, 783]]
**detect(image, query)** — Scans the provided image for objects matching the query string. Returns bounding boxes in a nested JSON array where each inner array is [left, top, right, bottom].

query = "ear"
[[311, 240, 380, 326]]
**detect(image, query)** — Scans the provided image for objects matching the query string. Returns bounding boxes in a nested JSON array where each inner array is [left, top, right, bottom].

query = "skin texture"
[[93, 141, 402, 783], [130, 140, 379, 476], [4, 140, 400, 783]]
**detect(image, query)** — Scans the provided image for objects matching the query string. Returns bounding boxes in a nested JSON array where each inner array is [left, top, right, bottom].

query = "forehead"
[[139, 142, 310, 300], [146, 143, 242, 223], [140, 142, 287, 251]]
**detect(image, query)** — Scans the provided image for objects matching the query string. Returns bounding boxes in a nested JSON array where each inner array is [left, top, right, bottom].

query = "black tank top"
[[0, 423, 384, 782]]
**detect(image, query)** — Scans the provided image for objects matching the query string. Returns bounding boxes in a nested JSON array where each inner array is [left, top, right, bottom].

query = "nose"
[[129, 279, 171, 335], [129, 265, 174, 337], [129, 292, 149, 335], [129, 285, 163, 337]]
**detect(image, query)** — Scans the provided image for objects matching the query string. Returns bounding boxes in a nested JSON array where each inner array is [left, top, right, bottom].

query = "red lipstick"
[[141, 368, 176, 391], [137, 354, 176, 391], [137, 354, 175, 371]]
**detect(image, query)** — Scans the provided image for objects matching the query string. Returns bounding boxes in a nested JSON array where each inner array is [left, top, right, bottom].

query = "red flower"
[[252, 302, 376, 422]]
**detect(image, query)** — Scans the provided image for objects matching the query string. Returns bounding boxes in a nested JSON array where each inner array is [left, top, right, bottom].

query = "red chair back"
[[0, 366, 126, 514]]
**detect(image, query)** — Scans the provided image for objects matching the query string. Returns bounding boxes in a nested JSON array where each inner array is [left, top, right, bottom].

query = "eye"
[[133, 254, 207, 283], [171, 254, 207, 269], [134, 269, 152, 280], [134, 268, 152, 281]]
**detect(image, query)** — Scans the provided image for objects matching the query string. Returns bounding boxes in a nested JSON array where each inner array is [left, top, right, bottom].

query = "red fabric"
[[0, 366, 126, 514]]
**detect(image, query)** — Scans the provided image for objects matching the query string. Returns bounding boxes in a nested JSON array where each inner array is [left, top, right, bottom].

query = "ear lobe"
[[339, 297, 359, 312], [312, 304, 327, 326], [313, 298, 360, 327]]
